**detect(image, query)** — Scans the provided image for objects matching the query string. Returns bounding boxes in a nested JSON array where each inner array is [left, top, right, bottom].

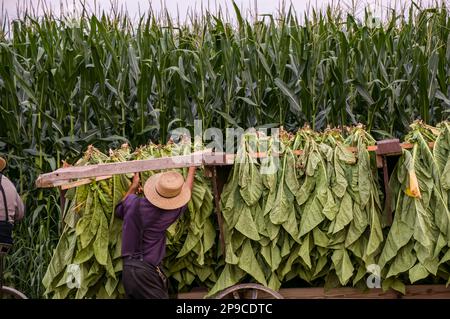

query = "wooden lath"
[[60, 175, 113, 190], [35, 150, 233, 189]]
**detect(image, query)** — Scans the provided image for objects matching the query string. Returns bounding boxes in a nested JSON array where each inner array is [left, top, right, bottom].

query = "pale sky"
[[1, 0, 444, 22]]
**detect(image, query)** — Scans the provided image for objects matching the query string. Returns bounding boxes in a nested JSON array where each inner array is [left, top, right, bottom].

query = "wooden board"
[[401, 285, 450, 299], [175, 285, 450, 299], [35, 150, 233, 188]]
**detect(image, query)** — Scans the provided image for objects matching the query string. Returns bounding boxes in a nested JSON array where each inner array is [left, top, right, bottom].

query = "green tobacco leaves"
[[42, 122, 450, 298], [291, 127, 384, 287], [211, 127, 385, 295], [209, 131, 301, 296], [239, 153, 264, 207], [380, 121, 450, 288], [43, 145, 130, 299], [43, 142, 219, 298]]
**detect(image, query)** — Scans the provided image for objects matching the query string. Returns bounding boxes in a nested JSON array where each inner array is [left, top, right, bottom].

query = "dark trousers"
[[122, 258, 168, 299], [0, 222, 13, 245]]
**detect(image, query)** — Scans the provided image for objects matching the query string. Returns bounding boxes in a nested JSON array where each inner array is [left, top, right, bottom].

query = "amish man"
[[115, 166, 196, 299], [0, 156, 25, 244]]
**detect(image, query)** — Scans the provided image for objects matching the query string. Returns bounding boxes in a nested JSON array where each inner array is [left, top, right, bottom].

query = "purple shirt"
[[115, 194, 186, 266]]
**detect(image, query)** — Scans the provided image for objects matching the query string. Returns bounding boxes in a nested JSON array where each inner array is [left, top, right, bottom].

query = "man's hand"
[[123, 173, 140, 200], [130, 173, 140, 193]]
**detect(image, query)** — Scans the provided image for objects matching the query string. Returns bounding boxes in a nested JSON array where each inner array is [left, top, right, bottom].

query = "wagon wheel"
[[214, 284, 284, 299], [0, 286, 28, 299]]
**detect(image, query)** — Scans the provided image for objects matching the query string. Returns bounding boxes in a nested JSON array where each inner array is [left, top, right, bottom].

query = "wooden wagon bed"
[[176, 285, 450, 299]]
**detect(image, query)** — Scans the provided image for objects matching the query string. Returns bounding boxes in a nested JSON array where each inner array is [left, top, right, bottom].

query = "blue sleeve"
[[115, 194, 137, 219]]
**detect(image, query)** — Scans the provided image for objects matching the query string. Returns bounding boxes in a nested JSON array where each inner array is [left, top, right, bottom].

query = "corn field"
[[0, 3, 449, 298]]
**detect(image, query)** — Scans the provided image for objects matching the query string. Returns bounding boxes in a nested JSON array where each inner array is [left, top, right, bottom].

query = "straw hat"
[[144, 171, 191, 210], [0, 156, 5, 172]]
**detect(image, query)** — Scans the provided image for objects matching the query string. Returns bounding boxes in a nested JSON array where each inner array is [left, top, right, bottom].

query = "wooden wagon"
[[35, 139, 450, 299]]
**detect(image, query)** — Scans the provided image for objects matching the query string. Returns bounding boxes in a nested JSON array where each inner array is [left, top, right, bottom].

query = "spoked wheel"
[[214, 284, 284, 299], [0, 286, 28, 299]]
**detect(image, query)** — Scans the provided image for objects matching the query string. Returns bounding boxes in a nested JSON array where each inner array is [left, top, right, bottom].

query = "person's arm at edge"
[[123, 173, 140, 200]]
